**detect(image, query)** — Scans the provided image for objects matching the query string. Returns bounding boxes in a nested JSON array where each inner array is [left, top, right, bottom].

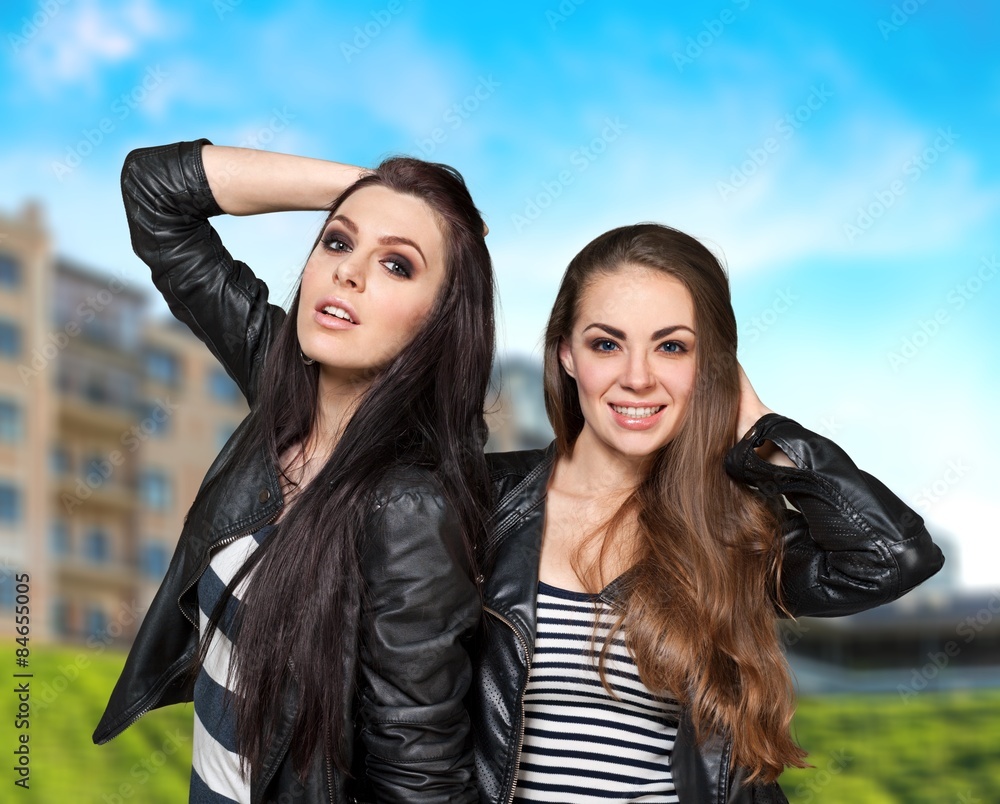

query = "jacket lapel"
[[483, 445, 555, 646]]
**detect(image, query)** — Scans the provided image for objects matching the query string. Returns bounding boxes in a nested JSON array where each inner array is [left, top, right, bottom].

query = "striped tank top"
[[512, 581, 680, 803], [189, 524, 275, 804]]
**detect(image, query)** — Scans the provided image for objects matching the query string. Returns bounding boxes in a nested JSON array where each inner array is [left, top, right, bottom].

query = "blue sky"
[[1, 0, 997, 588]]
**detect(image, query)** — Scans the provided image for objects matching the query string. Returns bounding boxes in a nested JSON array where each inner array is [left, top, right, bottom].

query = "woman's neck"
[[276, 371, 369, 520], [542, 428, 645, 592], [310, 367, 373, 455], [553, 426, 647, 501]]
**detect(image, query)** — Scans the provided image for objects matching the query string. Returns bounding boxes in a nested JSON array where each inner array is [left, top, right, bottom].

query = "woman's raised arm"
[[725, 412, 944, 617], [201, 144, 363, 215]]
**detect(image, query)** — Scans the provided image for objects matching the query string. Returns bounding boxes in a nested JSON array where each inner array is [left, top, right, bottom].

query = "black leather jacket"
[[91, 140, 481, 803], [472, 416, 945, 804]]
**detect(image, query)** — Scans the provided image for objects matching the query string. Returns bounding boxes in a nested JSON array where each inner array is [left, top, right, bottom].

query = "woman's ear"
[[558, 338, 576, 378]]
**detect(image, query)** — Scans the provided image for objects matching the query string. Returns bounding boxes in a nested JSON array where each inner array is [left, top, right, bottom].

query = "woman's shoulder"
[[370, 462, 447, 507], [486, 444, 556, 512], [486, 443, 555, 481], [363, 464, 466, 563], [370, 445, 558, 501]]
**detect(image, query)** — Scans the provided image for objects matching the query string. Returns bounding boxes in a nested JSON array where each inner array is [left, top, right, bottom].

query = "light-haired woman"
[[471, 223, 943, 803]]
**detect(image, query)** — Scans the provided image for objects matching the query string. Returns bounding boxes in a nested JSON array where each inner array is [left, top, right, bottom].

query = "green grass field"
[[785, 690, 1000, 802], [2, 645, 998, 802], [3, 643, 192, 803]]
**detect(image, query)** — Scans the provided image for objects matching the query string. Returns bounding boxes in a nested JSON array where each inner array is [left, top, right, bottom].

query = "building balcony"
[[58, 394, 138, 436], [52, 556, 139, 591], [55, 476, 137, 513]]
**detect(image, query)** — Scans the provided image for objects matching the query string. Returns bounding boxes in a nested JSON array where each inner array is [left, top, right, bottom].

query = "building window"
[[57, 362, 73, 393], [0, 572, 19, 609], [50, 445, 72, 475], [139, 470, 171, 511], [0, 400, 22, 443], [119, 305, 140, 350], [0, 320, 20, 358], [51, 598, 71, 637], [109, 368, 139, 409], [82, 527, 110, 563], [50, 520, 71, 556], [83, 452, 116, 489], [140, 541, 170, 581], [83, 374, 111, 405], [138, 400, 170, 437], [0, 483, 20, 525], [84, 606, 107, 639], [145, 348, 180, 387], [0, 254, 21, 289], [208, 368, 241, 404]]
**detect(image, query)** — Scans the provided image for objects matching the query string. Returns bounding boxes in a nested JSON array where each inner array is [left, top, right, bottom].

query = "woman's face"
[[559, 264, 697, 463], [297, 185, 448, 383]]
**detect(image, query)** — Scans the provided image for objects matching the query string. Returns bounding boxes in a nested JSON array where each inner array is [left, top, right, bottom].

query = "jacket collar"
[[482, 443, 636, 636], [482, 444, 556, 644]]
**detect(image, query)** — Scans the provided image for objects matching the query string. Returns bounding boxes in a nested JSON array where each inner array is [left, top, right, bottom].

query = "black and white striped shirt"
[[189, 524, 275, 804], [512, 581, 680, 803]]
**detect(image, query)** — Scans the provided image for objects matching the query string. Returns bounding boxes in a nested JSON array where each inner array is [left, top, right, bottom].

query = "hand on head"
[[736, 363, 774, 442]]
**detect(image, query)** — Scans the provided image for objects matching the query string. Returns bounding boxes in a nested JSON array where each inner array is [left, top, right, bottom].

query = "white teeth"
[[322, 305, 354, 323], [612, 405, 663, 419]]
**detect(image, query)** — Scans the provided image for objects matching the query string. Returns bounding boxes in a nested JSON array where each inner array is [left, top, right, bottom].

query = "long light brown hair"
[[543, 223, 807, 782]]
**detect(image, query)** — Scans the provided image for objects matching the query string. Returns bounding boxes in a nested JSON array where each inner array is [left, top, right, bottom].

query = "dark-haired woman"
[[471, 223, 944, 803], [93, 139, 495, 803]]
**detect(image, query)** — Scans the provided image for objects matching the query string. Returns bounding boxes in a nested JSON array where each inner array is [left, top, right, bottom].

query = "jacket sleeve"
[[724, 413, 944, 618], [120, 138, 286, 406], [356, 481, 481, 803]]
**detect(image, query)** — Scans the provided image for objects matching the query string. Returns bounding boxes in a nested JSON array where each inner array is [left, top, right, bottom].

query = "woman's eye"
[[659, 341, 687, 354], [383, 257, 412, 278], [322, 235, 350, 253], [591, 339, 619, 352]]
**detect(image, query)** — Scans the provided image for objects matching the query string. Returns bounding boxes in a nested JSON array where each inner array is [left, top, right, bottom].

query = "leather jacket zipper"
[[102, 508, 281, 745], [98, 654, 193, 743], [484, 606, 531, 804], [177, 509, 282, 627], [107, 511, 282, 744], [326, 751, 335, 804]]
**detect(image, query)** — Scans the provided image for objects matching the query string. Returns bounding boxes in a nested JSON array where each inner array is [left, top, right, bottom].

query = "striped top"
[[512, 581, 680, 803], [189, 524, 275, 804]]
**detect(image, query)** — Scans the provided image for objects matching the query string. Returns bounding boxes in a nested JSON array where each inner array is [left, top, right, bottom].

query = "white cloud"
[[581, 123, 1000, 280], [15, 0, 173, 93]]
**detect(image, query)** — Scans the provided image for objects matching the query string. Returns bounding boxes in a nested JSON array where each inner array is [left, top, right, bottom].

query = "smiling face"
[[296, 185, 448, 384], [558, 264, 697, 464]]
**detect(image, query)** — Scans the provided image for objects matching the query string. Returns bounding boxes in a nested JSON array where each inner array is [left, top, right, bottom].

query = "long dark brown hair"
[[543, 223, 806, 782], [195, 157, 495, 777]]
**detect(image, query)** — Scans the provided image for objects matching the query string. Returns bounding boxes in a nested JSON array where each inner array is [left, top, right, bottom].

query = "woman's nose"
[[334, 255, 365, 290], [621, 353, 654, 391]]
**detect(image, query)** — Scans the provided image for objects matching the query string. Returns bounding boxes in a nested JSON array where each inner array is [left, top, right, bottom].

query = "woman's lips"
[[608, 403, 666, 431], [313, 309, 358, 330], [314, 297, 360, 325]]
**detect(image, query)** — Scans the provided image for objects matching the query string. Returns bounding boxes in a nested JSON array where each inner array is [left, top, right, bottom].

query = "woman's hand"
[[736, 364, 795, 467]]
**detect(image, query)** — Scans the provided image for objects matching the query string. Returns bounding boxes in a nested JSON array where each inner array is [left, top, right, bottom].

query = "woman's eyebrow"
[[379, 235, 426, 265], [581, 323, 696, 340], [582, 322, 626, 339], [330, 214, 357, 233], [652, 325, 696, 339]]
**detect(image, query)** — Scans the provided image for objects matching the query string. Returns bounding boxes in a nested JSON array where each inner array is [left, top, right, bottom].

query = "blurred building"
[[0, 203, 247, 645], [784, 587, 1000, 694], [486, 354, 553, 452]]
